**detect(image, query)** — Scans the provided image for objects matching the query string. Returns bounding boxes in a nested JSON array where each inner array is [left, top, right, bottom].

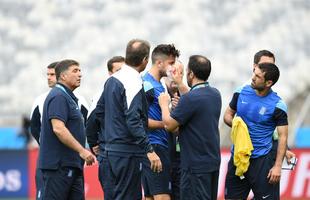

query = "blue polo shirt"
[[171, 83, 222, 173], [38, 83, 86, 170], [229, 84, 288, 158], [143, 72, 168, 148]]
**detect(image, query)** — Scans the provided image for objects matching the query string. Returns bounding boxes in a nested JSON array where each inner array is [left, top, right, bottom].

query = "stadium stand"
[[0, 1, 309, 199], [0, 0, 309, 147]]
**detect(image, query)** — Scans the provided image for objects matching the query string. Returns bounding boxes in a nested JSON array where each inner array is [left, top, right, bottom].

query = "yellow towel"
[[231, 117, 254, 178]]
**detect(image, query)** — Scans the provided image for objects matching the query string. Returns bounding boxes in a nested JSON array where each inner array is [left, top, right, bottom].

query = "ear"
[[60, 72, 66, 80], [265, 80, 273, 88], [189, 70, 194, 78], [155, 60, 162, 67], [143, 56, 149, 63]]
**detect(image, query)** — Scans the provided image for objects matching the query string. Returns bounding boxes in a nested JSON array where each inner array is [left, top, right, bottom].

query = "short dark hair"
[[151, 44, 180, 64], [258, 63, 280, 86], [125, 39, 150, 67], [47, 61, 59, 69], [254, 50, 275, 64], [55, 59, 79, 81], [188, 55, 211, 81], [107, 56, 125, 72]]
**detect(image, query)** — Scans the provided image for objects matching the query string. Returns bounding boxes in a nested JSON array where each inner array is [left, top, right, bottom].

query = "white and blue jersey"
[[229, 84, 288, 158], [143, 72, 169, 148]]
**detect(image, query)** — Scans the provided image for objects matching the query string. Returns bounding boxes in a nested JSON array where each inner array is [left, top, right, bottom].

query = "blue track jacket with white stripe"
[[95, 64, 152, 154]]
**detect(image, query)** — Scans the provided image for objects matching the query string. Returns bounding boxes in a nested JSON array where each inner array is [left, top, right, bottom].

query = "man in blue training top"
[[223, 63, 288, 200], [95, 39, 162, 200], [159, 55, 222, 200], [142, 44, 180, 200], [251, 50, 295, 164], [38, 59, 95, 200]]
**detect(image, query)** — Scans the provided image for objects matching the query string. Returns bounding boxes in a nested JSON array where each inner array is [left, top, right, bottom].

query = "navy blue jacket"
[[86, 93, 105, 156], [95, 65, 152, 154]]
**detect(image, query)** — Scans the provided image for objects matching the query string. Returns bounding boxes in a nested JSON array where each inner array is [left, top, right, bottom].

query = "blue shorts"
[[41, 167, 84, 200], [106, 151, 143, 200], [180, 169, 219, 200], [142, 144, 171, 196], [225, 151, 279, 200]]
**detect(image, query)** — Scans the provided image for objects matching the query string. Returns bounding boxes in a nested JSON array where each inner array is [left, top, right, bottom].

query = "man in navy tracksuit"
[[95, 39, 162, 200], [86, 56, 124, 199]]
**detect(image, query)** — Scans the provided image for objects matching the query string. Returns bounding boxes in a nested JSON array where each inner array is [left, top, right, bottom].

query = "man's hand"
[[285, 150, 296, 164], [171, 66, 183, 85], [79, 148, 95, 166], [158, 93, 170, 108], [267, 165, 281, 184], [171, 93, 180, 109], [92, 145, 100, 156], [147, 152, 162, 173]]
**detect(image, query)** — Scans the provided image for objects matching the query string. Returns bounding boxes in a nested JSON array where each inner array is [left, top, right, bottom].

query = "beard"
[[160, 70, 167, 78], [251, 82, 265, 91], [187, 79, 192, 88]]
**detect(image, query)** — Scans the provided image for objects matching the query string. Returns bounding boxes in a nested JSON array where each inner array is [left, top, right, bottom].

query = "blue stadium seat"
[[295, 127, 310, 148], [0, 127, 26, 149]]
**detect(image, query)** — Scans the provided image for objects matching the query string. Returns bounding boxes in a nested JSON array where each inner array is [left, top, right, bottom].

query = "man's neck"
[[191, 79, 205, 88], [128, 64, 143, 73], [149, 66, 161, 81], [255, 88, 271, 96], [58, 81, 74, 91]]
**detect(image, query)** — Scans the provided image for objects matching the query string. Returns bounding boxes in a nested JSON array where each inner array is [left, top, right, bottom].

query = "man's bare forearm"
[[274, 125, 288, 167], [177, 82, 189, 95], [52, 119, 85, 154]]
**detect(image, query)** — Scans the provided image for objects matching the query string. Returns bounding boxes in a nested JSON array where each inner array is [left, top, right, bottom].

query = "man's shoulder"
[[143, 79, 154, 92], [113, 64, 141, 83], [106, 76, 123, 87], [234, 84, 251, 94], [209, 85, 221, 96], [270, 92, 287, 113], [45, 88, 67, 104]]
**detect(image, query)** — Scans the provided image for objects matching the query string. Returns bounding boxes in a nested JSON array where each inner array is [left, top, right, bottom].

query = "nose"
[[251, 74, 256, 82]]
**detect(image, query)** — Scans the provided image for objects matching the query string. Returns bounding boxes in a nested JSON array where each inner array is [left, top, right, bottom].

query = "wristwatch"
[[147, 145, 154, 153]]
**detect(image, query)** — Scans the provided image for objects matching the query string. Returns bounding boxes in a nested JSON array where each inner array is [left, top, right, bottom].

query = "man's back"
[[171, 84, 222, 173], [96, 65, 148, 154]]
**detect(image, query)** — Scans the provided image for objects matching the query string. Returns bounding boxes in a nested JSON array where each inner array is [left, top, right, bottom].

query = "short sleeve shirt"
[[39, 84, 86, 170], [229, 84, 288, 158], [171, 83, 222, 173]]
